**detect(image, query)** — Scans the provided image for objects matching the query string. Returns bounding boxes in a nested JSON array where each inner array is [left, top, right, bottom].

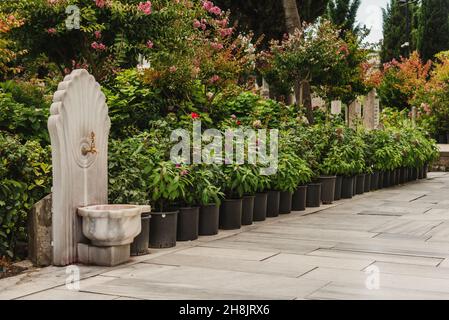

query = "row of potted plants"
[[128, 122, 439, 254]]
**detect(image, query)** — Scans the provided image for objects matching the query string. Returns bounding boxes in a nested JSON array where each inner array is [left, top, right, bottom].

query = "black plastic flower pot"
[[334, 176, 343, 201], [370, 172, 379, 191], [364, 173, 371, 193], [424, 163, 429, 178], [149, 211, 178, 249], [398, 167, 405, 184], [253, 193, 268, 221], [418, 166, 424, 179], [219, 199, 242, 230], [199, 204, 219, 236], [378, 171, 384, 189], [383, 171, 391, 188], [131, 213, 151, 256], [177, 207, 199, 241], [438, 134, 448, 144], [391, 169, 397, 185], [279, 191, 292, 214], [411, 167, 418, 180], [319, 176, 336, 204], [292, 186, 307, 211], [352, 176, 357, 196], [306, 183, 321, 207], [355, 174, 365, 195], [341, 176, 354, 199], [242, 196, 255, 225], [266, 191, 280, 217]]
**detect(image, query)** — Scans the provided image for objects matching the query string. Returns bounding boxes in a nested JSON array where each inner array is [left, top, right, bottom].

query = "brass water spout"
[[82, 132, 97, 156]]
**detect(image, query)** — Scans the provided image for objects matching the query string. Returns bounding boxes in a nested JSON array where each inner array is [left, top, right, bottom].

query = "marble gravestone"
[[331, 100, 342, 115], [348, 100, 362, 128], [48, 69, 111, 266], [363, 89, 378, 130]]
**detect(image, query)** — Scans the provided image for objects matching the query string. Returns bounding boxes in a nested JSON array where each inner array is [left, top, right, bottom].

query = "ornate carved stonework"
[[48, 69, 111, 266]]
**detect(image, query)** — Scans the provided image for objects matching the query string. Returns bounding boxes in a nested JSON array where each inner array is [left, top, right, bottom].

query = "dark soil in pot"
[[266, 191, 280, 217], [219, 199, 242, 230], [364, 174, 371, 193], [177, 207, 199, 241], [253, 193, 268, 221], [279, 191, 293, 214], [131, 213, 151, 256], [370, 172, 379, 191], [306, 183, 321, 207], [292, 186, 307, 211], [334, 176, 343, 201], [242, 196, 255, 225], [199, 204, 219, 236], [355, 174, 365, 195], [149, 211, 178, 249], [341, 176, 354, 199], [319, 176, 336, 204]]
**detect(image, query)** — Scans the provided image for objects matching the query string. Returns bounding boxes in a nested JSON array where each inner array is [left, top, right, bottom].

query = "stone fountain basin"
[[78, 205, 142, 247]]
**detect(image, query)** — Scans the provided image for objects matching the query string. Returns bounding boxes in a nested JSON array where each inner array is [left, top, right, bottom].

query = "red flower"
[[191, 112, 200, 119], [236, 120, 241, 126]]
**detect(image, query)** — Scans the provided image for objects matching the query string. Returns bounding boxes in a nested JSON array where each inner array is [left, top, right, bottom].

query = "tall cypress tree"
[[418, 0, 449, 61], [326, 0, 361, 34], [381, 0, 419, 62]]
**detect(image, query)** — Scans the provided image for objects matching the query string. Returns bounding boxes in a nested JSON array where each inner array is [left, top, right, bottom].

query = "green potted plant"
[[292, 160, 314, 211], [194, 164, 224, 236], [220, 164, 258, 230], [253, 167, 271, 222], [149, 161, 191, 248], [270, 152, 308, 214]]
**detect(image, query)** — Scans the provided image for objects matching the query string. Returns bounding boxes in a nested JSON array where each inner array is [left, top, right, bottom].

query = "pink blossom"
[[169, 66, 177, 73], [94, 31, 102, 39], [138, 1, 152, 15], [175, 164, 181, 168], [180, 170, 189, 176], [146, 40, 154, 48], [95, 0, 106, 8], [47, 0, 60, 4], [210, 6, 222, 15], [219, 28, 233, 37], [211, 42, 223, 50], [193, 19, 201, 28], [46, 28, 57, 35], [209, 75, 220, 84], [216, 18, 228, 28], [231, 114, 237, 119], [202, 1, 214, 11], [91, 42, 107, 51]]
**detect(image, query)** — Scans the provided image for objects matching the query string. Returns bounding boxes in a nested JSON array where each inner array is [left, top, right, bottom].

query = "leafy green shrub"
[[271, 151, 313, 192], [105, 69, 163, 138], [0, 89, 49, 143], [221, 164, 259, 199], [0, 132, 51, 258]]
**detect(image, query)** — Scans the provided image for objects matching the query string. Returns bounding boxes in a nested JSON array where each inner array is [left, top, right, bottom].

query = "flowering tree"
[[0, 0, 198, 81], [0, 13, 25, 79], [258, 20, 350, 120], [142, 0, 257, 113]]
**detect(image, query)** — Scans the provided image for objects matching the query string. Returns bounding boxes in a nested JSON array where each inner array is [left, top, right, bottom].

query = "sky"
[[356, 0, 390, 44]]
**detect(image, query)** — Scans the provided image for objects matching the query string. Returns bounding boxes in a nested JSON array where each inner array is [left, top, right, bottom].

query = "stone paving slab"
[[1, 172, 449, 300]]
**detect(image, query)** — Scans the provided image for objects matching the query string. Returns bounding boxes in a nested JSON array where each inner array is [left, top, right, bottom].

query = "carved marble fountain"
[[48, 69, 145, 266]]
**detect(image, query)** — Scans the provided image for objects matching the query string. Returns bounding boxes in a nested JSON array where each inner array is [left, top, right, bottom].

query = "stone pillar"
[[48, 69, 111, 266], [28, 194, 52, 267], [261, 78, 270, 99], [348, 100, 362, 128], [331, 100, 342, 115], [363, 89, 377, 130]]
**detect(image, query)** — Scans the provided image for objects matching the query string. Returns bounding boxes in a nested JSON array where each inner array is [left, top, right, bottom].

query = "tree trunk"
[[282, 0, 314, 123], [282, 0, 301, 34]]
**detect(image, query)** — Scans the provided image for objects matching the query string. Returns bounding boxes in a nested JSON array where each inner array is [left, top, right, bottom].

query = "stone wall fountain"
[[48, 69, 144, 267]]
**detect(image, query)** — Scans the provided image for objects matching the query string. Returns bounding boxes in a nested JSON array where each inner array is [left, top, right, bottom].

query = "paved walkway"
[[1, 172, 449, 300]]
